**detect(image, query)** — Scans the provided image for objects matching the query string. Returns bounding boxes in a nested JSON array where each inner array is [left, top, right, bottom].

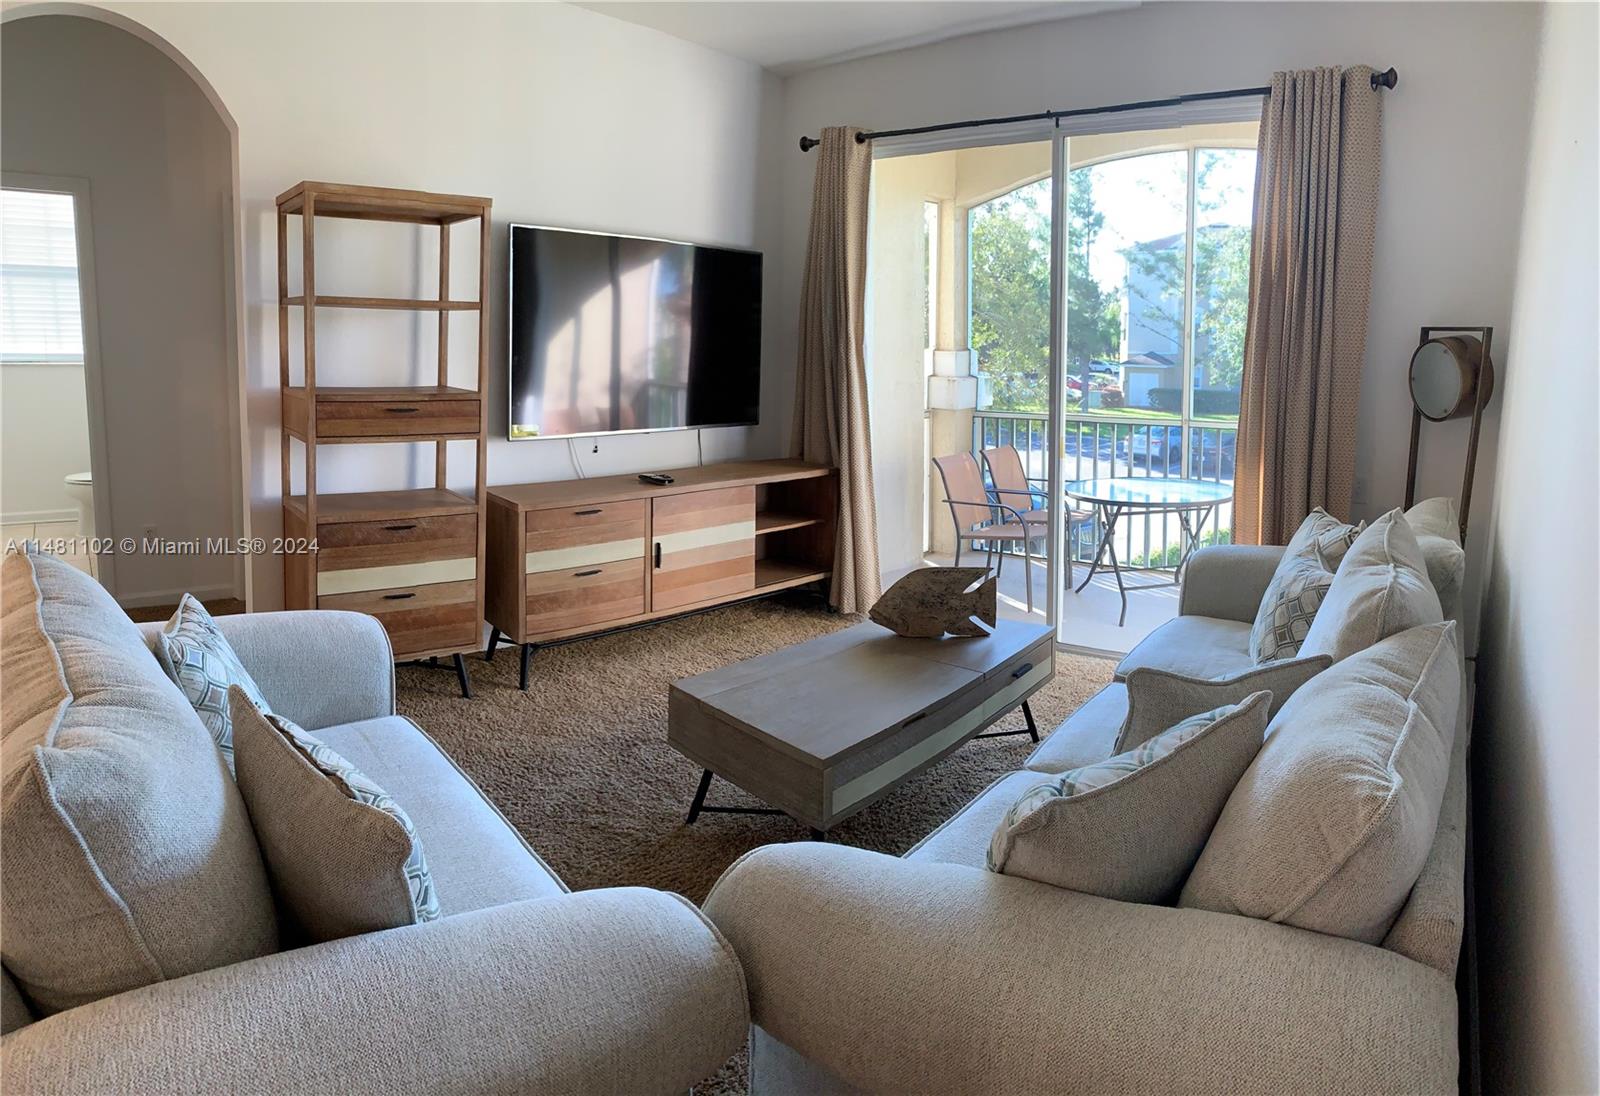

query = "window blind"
[[1, 189, 84, 364]]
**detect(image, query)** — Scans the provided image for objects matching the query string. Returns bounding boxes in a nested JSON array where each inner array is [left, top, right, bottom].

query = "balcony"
[[919, 410, 1238, 654]]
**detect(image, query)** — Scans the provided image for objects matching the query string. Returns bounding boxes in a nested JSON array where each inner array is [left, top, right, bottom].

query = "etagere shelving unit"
[[277, 181, 491, 698]]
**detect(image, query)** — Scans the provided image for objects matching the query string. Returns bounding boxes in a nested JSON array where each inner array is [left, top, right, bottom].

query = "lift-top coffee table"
[[668, 619, 1053, 837]]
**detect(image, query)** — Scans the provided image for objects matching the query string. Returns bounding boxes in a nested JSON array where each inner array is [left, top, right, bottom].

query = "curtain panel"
[[1235, 66, 1383, 545], [791, 126, 882, 612]]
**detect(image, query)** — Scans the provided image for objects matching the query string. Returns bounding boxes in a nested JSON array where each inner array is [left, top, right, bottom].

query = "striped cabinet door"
[[651, 486, 756, 611]]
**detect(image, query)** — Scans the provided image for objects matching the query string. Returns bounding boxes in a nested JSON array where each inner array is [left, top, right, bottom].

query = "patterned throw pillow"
[[986, 692, 1271, 903], [229, 688, 439, 940], [155, 594, 269, 772], [1248, 509, 1363, 663]]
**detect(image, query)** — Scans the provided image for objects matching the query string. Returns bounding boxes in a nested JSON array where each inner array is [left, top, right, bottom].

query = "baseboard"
[[2, 509, 78, 526], [116, 583, 238, 610]]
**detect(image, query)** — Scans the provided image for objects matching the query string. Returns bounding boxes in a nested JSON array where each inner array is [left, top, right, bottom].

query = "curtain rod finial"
[[1371, 67, 1398, 90], [799, 135, 820, 152]]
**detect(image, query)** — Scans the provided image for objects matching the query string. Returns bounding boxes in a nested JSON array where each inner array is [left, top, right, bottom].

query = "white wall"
[[2, 14, 238, 602], [61, 1, 782, 610], [778, 1, 1543, 647], [1473, 2, 1599, 1091], [0, 364, 90, 523]]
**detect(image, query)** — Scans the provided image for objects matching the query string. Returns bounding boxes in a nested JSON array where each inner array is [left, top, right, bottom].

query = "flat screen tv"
[[508, 224, 762, 440]]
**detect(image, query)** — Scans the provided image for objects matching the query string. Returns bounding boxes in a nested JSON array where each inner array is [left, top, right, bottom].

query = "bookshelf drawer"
[[315, 398, 480, 439], [316, 513, 477, 575], [319, 579, 478, 657]]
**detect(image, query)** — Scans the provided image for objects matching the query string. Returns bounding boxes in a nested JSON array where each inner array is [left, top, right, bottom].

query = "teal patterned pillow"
[[155, 593, 268, 772], [986, 693, 1272, 903], [229, 688, 440, 939]]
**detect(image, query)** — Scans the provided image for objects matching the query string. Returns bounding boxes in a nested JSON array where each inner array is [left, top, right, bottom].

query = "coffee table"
[[668, 619, 1054, 837]]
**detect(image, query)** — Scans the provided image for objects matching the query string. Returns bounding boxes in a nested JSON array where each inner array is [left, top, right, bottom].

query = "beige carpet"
[[394, 594, 1113, 1089]]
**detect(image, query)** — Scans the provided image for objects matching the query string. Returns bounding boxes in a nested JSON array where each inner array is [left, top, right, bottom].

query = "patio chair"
[[931, 451, 1041, 613], [981, 444, 1098, 587]]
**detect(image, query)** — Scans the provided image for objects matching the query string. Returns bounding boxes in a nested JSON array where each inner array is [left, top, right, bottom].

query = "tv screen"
[[508, 225, 761, 440]]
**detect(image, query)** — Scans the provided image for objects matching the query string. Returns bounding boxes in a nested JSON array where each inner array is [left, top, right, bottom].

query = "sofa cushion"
[[154, 594, 269, 773], [1114, 616, 1252, 682], [1024, 683, 1127, 774], [905, 771, 1044, 869], [1247, 509, 1363, 663], [1180, 622, 1461, 943], [1404, 497, 1466, 620], [0, 552, 277, 1015], [987, 693, 1269, 903], [1301, 511, 1443, 662], [311, 715, 567, 912], [1118, 655, 1330, 753], [231, 691, 440, 941]]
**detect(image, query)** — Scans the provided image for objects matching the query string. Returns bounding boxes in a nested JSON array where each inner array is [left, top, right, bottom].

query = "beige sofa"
[[705, 538, 1470, 1095], [1, 551, 748, 1094]]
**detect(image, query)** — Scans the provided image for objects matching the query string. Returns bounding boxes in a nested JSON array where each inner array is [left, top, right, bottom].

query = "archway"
[[1, 4, 250, 607]]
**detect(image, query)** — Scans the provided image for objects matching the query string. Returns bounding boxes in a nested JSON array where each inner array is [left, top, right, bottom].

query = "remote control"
[[638, 472, 676, 485]]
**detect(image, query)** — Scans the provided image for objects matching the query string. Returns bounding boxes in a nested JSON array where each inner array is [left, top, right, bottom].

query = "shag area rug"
[[394, 594, 1114, 1090]]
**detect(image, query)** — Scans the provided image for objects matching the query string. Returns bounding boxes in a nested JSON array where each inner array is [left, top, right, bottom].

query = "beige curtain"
[[792, 126, 881, 613], [1235, 66, 1383, 545]]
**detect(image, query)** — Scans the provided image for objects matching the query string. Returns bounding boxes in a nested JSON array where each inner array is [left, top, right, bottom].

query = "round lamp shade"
[[1409, 335, 1494, 421]]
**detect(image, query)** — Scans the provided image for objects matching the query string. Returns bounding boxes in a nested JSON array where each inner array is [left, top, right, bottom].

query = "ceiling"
[[575, 1, 1137, 76]]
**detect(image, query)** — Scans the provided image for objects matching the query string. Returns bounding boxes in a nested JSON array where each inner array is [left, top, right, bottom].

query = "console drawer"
[[315, 398, 480, 439], [320, 578, 478, 656], [525, 498, 648, 573], [525, 557, 646, 638]]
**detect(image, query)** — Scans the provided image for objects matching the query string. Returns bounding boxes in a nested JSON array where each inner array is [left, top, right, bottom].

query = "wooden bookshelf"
[[277, 181, 491, 697]]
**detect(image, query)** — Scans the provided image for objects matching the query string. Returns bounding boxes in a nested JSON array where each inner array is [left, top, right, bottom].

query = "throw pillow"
[[230, 688, 440, 941], [1300, 510, 1443, 663], [1117, 654, 1331, 753], [987, 691, 1271, 904], [1248, 509, 1363, 663], [0, 552, 277, 1015], [1180, 621, 1461, 943], [1404, 497, 1466, 620], [155, 593, 269, 772]]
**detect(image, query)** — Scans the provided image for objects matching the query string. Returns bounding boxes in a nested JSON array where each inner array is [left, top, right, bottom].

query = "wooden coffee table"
[[668, 619, 1054, 837]]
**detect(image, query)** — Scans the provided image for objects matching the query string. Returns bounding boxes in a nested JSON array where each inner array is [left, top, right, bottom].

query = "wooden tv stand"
[[484, 459, 838, 689]]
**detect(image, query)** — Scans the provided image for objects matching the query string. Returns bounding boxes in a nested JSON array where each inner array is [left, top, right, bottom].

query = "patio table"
[[1065, 477, 1234, 626]]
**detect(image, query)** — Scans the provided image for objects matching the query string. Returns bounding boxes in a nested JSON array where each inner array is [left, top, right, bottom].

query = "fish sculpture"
[[869, 567, 997, 638]]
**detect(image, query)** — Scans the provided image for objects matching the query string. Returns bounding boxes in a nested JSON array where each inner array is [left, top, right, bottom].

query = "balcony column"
[[927, 349, 979, 556]]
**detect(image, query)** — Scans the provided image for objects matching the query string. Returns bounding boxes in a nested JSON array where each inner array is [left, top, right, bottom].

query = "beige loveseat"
[[0, 551, 748, 1093], [705, 529, 1470, 1094]]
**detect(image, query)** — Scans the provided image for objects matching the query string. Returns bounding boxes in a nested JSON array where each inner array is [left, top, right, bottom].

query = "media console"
[[484, 459, 838, 689]]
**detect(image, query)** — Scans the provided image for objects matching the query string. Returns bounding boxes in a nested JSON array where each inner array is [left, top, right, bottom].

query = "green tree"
[[967, 173, 1122, 414], [968, 183, 1051, 411], [1064, 168, 1122, 408]]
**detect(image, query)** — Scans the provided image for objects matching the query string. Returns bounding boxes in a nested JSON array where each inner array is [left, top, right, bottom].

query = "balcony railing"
[[971, 411, 1236, 570]]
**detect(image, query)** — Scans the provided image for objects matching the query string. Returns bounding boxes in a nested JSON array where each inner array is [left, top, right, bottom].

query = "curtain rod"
[[798, 67, 1397, 152]]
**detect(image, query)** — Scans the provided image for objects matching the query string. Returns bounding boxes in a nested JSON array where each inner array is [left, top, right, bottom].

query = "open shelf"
[[284, 488, 477, 526], [289, 385, 481, 402], [283, 295, 480, 312], [755, 511, 821, 536], [276, 181, 489, 225], [754, 559, 830, 592]]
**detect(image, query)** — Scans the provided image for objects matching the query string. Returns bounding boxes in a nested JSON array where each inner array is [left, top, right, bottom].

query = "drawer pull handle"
[[1010, 662, 1034, 680], [903, 711, 928, 727], [382, 524, 417, 532], [653, 542, 663, 569], [574, 568, 602, 577], [382, 592, 416, 600], [385, 407, 421, 414], [574, 508, 603, 516]]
